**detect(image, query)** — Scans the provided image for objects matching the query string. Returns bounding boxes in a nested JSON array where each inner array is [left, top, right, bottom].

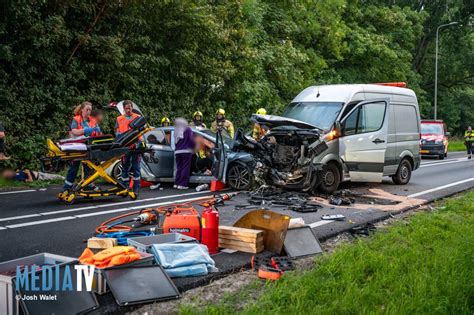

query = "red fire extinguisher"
[[199, 193, 235, 254], [201, 204, 219, 254]]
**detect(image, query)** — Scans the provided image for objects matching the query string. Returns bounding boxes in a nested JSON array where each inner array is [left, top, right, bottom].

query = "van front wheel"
[[318, 163, 340, 194], [392, 159, 412, 185]]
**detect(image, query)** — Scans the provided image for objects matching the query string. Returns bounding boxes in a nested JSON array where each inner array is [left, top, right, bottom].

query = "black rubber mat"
[[283, 226, 323, 258], [104, 265, 180, 306]]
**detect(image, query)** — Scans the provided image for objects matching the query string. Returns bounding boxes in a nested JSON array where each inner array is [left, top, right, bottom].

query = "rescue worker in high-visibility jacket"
[[464, 126, 473, 159], [116, 100, 142, 196], [252, 108, 268, 140], [62, 101, 101, 193], [190, 111, 206, 129], [210, 108, 234, 138]]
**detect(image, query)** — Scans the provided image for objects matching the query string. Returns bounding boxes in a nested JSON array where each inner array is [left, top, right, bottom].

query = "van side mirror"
[[445, 131, 450, 136]]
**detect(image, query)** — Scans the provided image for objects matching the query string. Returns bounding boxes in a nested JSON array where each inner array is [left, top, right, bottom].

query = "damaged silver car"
[[213, 114, 328, 194]]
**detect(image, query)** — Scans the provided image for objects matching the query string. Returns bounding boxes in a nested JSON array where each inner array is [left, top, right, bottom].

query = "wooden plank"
[[219, 226, 263, 238], [87, 237, 117, 249], [219, 240, 264, 254], [219, 238, 263, 249], [219, 234, 264, 243]]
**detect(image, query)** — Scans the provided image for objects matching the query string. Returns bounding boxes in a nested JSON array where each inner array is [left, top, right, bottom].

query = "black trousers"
[[467, 141, 472, 155], [0, 138, 4, 153]]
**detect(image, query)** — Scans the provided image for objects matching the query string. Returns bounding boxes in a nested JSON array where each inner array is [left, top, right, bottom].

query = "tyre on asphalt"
[[392, 158, 412, 185], [318, 162, 340, 194]]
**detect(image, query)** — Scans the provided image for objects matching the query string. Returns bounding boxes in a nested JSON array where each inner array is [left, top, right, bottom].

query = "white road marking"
[[0, 195, 213, 230], [408, 178, 474, 198], [420, 159, 472, 168], [0, 190, 212, 223], [0, 189, 37, 195], [5, 216, 76, 228], [0, 214, 42, 222], [308, 220, 334, 228]]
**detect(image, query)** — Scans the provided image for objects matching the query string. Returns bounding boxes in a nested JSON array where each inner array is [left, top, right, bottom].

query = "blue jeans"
[[121, 152, 141, 191], [63, 161, 91, 189]]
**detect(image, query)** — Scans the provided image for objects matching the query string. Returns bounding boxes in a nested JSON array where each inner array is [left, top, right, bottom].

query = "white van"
[[279, 83, 421, 193]]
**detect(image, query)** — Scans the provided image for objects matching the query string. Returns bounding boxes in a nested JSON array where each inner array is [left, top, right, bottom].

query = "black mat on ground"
[[283, 226, 323, 258], [104, 265, 180, 306]]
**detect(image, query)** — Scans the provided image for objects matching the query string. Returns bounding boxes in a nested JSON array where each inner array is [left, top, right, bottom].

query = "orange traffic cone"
[[210, 180, 226, 192]]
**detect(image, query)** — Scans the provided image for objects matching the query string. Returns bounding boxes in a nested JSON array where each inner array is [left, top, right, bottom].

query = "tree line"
[[0, 0, 472, 166]]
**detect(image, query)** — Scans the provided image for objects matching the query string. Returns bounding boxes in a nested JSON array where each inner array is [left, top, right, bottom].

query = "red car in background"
[[420, 120, 449, 159]]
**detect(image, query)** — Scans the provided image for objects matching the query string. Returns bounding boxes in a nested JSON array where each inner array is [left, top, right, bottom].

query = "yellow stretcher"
[[46, 116, 151, 203]]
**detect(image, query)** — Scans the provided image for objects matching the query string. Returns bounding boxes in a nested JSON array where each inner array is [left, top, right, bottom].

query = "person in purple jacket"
[[173, 118, 196, 190]]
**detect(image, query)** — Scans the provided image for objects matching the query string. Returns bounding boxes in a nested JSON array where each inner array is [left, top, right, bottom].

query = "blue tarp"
[[150, 243, 217, 278]]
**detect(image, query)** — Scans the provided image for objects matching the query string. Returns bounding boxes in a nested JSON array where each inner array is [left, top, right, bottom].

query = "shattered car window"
[[283, 102, 344, 131]]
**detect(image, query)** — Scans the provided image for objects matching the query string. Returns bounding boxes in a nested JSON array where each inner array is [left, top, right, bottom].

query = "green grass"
[[187, 191, 474, 314], [448, 138, 467, 152]]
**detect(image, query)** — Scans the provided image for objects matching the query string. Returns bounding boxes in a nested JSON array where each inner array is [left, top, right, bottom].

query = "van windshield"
[[283, 102, 344, 131]]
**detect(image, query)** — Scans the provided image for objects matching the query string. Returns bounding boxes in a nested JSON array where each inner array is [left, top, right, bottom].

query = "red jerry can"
[[201, 206, 219, 254]]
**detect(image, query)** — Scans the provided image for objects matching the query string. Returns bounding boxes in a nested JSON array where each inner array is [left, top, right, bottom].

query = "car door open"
[[211, 130, 227, 181], [340, 99, 389, 182]]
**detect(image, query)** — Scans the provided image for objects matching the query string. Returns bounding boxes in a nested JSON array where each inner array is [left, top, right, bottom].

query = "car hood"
[[421, 133, 444, 141], [251, 114, 318, 130]]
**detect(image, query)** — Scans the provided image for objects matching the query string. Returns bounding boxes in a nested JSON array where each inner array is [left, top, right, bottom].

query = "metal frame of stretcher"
[[46, 116, 151, 204]]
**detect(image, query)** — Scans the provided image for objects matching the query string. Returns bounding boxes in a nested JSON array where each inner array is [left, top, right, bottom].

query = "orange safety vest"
[[72, 115, 97, 130], [71, 115, 98, 137], [116, 113, 140, 134]]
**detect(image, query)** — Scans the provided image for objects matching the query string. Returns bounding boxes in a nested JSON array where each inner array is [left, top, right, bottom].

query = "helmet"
[[161, 117, 170, 124], [256, 108, 267, 115], [193, 111, 203, 118], [216, 109, 225, 116]]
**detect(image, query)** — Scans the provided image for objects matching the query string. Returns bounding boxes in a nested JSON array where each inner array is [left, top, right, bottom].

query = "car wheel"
[[113, 162, 123, 181], [318, 163, 340, 194], [227, 163, 252, 190], [392, 159, 412, 185], [439, 153, 445, 160]]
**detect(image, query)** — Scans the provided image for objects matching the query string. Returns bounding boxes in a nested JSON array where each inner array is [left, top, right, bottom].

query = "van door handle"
[[372, 138, 385, 144]]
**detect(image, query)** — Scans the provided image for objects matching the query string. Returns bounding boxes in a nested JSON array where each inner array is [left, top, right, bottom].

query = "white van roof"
[[292, 84, 417, 104]]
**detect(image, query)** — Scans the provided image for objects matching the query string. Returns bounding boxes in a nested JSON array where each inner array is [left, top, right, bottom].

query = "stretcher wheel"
[[57, 190, 69, 200], [129, 191, 137, 200], [64, 193, 76, 204]]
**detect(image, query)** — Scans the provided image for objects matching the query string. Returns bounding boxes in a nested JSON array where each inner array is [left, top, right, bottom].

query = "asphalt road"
[[0, 151, 472, 264]]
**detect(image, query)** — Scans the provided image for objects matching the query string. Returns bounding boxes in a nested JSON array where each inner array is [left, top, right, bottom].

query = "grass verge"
[[448, 138, 467, 152], [187, 191, 474, 314]]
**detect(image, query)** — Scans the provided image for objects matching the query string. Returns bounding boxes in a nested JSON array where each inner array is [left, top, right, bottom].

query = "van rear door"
[[340, 99, 390, 182]]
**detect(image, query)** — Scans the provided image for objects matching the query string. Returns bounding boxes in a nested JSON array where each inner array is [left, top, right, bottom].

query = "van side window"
[[358, 102, 386, 133], [343, 102, 386, 135], [343, 110, 358, 135]]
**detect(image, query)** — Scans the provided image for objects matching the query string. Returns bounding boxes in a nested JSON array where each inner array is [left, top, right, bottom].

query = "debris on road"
[[321, 214, 346, 221], [349, 223, 377, 237]]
